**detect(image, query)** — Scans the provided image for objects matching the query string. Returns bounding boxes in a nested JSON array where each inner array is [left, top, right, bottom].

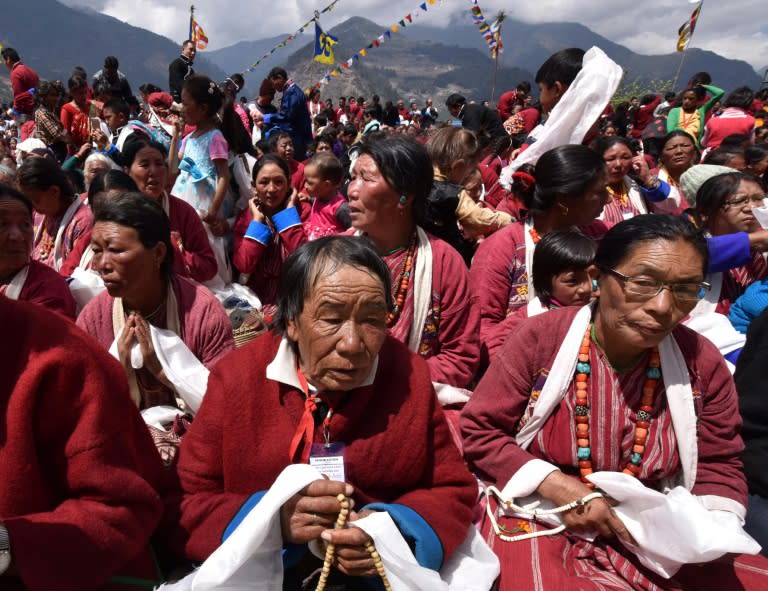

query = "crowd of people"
[[2, 38, 768, 590]]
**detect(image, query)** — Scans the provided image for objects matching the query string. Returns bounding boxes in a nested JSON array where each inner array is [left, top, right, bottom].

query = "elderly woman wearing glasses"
[[693, 171, 768, 316], [461, 214, 766, 590]]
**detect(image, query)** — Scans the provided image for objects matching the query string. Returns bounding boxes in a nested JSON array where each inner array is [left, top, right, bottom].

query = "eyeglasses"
[[601, 267, 710, 302], [722, 194, 766, 209]]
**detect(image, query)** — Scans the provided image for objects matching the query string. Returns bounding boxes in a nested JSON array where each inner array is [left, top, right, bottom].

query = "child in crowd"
[[484, 230, 597, 360], [171, 75, 230, 225], [302, 152, 350, 240]]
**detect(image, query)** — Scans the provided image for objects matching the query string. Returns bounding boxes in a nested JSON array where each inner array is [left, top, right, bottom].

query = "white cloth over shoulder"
[[108, 324, 209, 414], [587, 471, 760, 578], [499, 46, 623, 188], [158, 464, 499, 591]]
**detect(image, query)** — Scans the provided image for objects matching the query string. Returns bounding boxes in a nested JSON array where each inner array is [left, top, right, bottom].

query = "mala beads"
[[315, 494, 392, 591], [574, 324, 661, 488], [385, 233, 417, 327]]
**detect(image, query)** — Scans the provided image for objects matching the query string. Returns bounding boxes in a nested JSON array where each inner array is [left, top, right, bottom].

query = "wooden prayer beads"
[[315, 493, 393, 591]]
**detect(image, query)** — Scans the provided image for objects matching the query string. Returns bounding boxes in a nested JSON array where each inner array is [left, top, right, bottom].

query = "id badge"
[[309, 442, 347, 482]]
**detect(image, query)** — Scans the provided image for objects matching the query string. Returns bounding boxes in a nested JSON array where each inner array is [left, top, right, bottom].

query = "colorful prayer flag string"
[[313, 0, 441, 89], [242, 0, 341, 73], [468, 1, 504, 57]]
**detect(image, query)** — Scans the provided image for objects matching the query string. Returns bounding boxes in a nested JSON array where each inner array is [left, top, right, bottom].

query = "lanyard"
[[287, 367, 336, 463]]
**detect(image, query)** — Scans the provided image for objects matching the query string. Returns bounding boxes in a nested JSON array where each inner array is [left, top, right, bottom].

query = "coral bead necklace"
[[574, 323, 661, 488], [385, 232, 417, 327]]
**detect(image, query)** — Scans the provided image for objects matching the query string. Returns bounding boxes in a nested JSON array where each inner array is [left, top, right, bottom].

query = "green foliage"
[[612, 75, 675, 107]]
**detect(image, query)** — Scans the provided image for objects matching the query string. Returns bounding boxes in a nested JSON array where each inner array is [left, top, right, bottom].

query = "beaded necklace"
[[574, 323, 661, 489], [37, 223, 55, 261], [385, 232, 417, 327], [605, 182, 630, 207]]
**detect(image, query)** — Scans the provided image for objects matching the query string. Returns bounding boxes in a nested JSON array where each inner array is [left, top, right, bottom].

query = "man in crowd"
[[1, 48, 38, 116], [252, 67, 312, 160], [92, 55, 133, 103], [168, 40, 196, 102], [445, 93, 507, 139]]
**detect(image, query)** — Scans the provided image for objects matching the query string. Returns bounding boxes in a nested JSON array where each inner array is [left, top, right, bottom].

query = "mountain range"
[[1, 1, 764, 108]]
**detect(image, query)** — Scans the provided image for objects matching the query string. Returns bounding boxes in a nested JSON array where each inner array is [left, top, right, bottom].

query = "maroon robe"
[[382, 232, 480, 388], [461, 306, 766, 591], [76, 275, 234, 408], [0, 297, 165, 590], [172, 333, 476, 563], [166, 194, 218, 283], [10, 260, 77, 319]]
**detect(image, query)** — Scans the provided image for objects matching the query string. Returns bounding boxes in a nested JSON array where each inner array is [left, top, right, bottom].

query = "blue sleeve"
[[244, 220, 273, 245], [638, 179, 671, 202], [263, 113, 273, 125], [273, 207, 302, 233], [268, 86, 303, 128], [364, 503, 443, 570], [725, 348, 742, 365], [222, 491, 307, 568], [707, 233, 752, 273]]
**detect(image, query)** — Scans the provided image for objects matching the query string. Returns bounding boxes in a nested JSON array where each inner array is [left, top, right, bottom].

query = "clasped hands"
[[279, 479, 379, 578]]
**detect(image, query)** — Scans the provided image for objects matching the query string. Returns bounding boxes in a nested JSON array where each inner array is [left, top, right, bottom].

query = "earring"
[[399, 195, 407, 205], [592, 279, 598, 291]]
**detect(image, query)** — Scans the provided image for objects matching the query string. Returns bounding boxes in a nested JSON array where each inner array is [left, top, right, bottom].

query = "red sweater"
[[16, 260, 77, 319], [0, 297, 165, 590], [173, 333, 476, 563]]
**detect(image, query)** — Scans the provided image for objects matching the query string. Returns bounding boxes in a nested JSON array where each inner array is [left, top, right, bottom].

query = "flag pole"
[[673, 1, 703, 89], [672, 50, 689, 90], [490, 12, 505, 104], [189, 5, 194, 41]]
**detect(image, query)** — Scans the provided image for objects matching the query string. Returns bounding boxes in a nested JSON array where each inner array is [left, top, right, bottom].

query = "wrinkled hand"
[[169, 113, 185, 135], [133, 313, 163, 380], [280, 479, 353, 544], [207, 218, 229, 237], [297, 191, 312, 202], [248, 196, 266, 223], [116, 314, 137, 373], [323, 509, 378, 577], [537, 471, 635, 544]]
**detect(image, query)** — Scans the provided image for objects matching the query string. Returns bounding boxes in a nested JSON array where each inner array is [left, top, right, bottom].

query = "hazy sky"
[[62, 0, 768, 72]]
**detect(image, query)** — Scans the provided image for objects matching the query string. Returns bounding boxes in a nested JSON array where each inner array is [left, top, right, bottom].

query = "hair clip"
[[208, 81, 216, 95]]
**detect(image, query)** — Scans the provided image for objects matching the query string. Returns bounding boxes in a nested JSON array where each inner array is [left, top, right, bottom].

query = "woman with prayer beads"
[[346, 133, 479, 398], [172, 237, 481, 588], [462, 214, 767, 590]]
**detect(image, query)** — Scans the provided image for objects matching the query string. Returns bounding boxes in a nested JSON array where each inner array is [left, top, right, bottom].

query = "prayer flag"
[[677, 1, 703, 52], [190, 18, 208, 50], [314, 22, 339, 64]]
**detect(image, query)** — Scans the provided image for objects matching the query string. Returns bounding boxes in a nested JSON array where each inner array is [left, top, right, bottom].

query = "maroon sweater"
[[173, 333, 476, 563], [0, 297, 165, 590]]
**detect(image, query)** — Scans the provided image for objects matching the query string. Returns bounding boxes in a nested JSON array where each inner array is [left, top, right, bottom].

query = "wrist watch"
[[0, 525, 11, 574]]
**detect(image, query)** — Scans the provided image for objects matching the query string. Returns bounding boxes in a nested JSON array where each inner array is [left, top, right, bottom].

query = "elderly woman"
[[594, 136, 682, 226], [123, 138, 218, 283], [462, 214, 766, 590], [77, 193, 233, 436], [16, 155, 93, 276], [173, 236, 478, 587], [470, 144, 608, 363], [693, 171, 768, 315], [347, 133, 479, 396], [232, 153, 308, 310], [656, 130, 699, 205], [0, 182, 76, 318]]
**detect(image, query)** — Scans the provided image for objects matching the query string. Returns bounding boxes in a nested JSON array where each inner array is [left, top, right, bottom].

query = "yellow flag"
[[314, 22, 338, 65]]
